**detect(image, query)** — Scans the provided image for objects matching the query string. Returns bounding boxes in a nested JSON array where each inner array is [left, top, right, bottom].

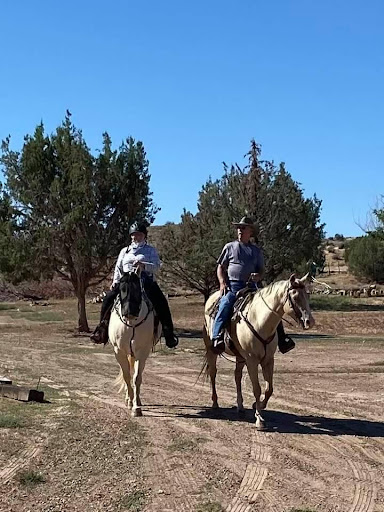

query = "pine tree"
[[0, 115, 157, 331]]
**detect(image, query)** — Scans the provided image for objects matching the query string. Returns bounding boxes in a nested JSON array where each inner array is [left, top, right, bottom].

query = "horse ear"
[[289, 274, 297, 286], [299, 272, 312, 285]]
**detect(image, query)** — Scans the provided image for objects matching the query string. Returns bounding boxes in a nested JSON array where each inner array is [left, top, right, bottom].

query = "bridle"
[[239, 281, 307, 348]]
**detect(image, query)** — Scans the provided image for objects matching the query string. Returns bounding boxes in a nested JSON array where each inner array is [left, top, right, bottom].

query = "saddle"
[[207, 287, 256, 321], [207, 287, 256, 357]]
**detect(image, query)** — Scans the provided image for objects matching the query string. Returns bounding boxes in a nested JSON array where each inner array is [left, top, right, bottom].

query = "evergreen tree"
[[0, 115, 157, 331], [159, 140, 324, 298]]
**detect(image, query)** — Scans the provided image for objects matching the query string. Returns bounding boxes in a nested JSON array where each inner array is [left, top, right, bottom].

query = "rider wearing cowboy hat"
[[211, 216, 295, 354], [91, 222, 178, 348]]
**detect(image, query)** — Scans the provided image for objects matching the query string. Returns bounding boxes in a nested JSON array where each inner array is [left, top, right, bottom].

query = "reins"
[[239, 282, 303, 347]]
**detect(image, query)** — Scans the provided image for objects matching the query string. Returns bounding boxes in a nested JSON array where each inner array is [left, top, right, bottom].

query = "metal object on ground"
[[0, 384, 44, 402]]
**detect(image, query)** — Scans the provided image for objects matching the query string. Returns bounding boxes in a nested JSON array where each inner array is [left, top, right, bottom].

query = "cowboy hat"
[[231, 216, 255, 228]]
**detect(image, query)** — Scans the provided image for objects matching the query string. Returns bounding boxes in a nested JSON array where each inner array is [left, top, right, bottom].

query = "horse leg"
[[235, 357, 246, 415], [114, 349, 134, 408], [127, 355, 136, 408], [260, 359, 274, 410], [246, 358, 266, 430], [203, 324, 219, 408], [132, 358, 146, 417], [207, 350, 219, 408]]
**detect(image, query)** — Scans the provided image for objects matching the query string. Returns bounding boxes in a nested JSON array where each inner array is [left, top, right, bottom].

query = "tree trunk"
[[77, 291, 89, 332]]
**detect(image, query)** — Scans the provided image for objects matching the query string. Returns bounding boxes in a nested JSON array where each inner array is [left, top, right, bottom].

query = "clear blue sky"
[[1, 0, 383, 237]]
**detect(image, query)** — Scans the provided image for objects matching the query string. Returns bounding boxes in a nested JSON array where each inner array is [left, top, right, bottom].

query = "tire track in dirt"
[[90, 393, 210, 511], [0, 445, 42, 483], [323, 436, 378, 512], [225, 432, 278, 512], [1, 393, 72, 485]]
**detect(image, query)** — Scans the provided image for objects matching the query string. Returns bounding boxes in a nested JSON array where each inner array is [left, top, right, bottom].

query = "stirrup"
[[211, 333, 225, 354], [164, 331, 179, 348], [278, 336, 295, 354], [90, 321, 109, 345]]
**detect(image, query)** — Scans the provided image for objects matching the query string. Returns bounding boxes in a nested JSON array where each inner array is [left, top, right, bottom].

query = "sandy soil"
[[1, 300, 384, 512]]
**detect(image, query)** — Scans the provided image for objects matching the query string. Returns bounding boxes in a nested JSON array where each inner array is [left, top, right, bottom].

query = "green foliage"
[[345, 235, 384, 282], [159, 140, 324, 298], [118, 490, 147, 511], [17, 470, 45, 486], [0, 413, 24, 428], [0, 115, 157, 330]]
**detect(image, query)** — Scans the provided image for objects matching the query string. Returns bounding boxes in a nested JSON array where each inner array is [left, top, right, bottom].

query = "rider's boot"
[[90, 319, 109, 345], [211, 331, 225, 354], [277, 322, 295, 354], [162, 325, 179, 348]]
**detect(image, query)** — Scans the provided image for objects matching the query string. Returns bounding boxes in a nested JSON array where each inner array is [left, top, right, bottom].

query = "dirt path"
[[1, 327, 384, 512]]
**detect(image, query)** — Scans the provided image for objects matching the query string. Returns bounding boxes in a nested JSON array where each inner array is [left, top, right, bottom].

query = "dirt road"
[[1, 307, 384, 511]]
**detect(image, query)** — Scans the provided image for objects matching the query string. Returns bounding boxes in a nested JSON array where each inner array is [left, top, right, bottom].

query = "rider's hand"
[[250, 273, 262, 283], [219, 282, 227, 296], [133, 261, 145, 271]]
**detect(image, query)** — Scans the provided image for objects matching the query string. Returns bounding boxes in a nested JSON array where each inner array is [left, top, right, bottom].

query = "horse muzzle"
[[302, 314, 315, 330]]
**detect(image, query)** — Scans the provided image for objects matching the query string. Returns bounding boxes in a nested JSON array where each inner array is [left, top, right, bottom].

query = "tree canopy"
[[345, 203, 384, 282], [0, 115, 157, 330], [158, 140, 325, 300]]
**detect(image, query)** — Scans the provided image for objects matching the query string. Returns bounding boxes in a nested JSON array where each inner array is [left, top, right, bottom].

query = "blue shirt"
[[217, 241, 264, 283]]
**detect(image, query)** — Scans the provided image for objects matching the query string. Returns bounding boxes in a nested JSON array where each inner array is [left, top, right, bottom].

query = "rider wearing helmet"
[[91, 222, 178, 348]]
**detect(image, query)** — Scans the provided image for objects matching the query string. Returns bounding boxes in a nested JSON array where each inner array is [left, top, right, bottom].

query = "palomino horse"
[[203, 274, 315, 429], [109, 270, 161, 417]]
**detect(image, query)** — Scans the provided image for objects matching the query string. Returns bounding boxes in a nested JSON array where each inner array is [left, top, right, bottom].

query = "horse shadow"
[[147, 404, 384, 437]]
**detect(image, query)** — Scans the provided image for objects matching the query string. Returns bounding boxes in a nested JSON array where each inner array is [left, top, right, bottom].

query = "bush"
[[334, 233, 345, 241], [345, 236, 384, 282]]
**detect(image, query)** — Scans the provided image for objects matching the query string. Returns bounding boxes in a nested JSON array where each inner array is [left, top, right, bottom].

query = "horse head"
[[283, 273, 315, 330], [119, 270, 142, 320]]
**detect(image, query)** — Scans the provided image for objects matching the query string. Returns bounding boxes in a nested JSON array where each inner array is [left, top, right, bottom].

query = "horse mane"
[[256, 279, 287, 302]]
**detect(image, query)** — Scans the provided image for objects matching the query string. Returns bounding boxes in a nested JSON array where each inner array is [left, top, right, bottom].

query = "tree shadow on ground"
[[175, 328, 203, 338], [146, 404, 384, 437]]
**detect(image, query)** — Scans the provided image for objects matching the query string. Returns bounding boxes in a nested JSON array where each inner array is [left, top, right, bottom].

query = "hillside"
[[0, 231, 381, 301]]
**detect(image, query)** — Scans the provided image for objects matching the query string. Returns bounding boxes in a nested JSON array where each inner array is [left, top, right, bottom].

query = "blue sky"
[[1, 0, 383, 237]]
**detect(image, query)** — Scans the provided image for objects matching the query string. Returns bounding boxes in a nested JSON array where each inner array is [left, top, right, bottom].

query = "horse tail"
[[114, 354, 136, 394], [196, 322, 210, 384], [115, 369, 126, 394], [197, 354, 209, 384]]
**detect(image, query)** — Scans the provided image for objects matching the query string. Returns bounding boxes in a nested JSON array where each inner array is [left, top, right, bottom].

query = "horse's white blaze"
[[110, 297, 161, 417], [203, 277, 315, 427]]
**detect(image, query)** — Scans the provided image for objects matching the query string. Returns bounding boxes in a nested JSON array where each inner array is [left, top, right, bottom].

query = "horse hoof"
[[256, 420, 266, 431], [212, 403, 219, 409], [132, 408, 143, 417]]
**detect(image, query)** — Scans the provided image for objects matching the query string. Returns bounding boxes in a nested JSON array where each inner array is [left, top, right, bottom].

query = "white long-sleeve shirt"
[[112, 241, 161, 285]]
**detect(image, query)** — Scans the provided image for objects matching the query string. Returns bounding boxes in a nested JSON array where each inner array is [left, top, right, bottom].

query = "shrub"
[[345, 236, 384, 282]]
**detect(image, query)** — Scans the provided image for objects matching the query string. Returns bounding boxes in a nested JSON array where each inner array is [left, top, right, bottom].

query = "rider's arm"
[[112, 248, 126, 286], [217, 243, 230, 294], [140, 245, 161, 274], [250, 248, 265, 283], [217, 264, 228, 294]]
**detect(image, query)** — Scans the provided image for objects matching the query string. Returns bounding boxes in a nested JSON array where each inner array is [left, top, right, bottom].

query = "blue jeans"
[[212, 281, 255, 339]]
